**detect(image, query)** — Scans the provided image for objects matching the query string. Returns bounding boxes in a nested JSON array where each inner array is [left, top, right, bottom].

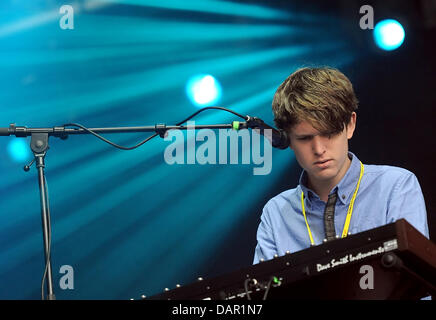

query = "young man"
[[253, 67, 429, 263]]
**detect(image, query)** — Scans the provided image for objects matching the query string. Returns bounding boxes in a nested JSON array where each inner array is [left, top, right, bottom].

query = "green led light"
[[232, 121, 240, 130]]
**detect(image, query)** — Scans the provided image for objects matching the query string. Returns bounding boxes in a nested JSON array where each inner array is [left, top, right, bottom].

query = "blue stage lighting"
[[186, 74, 222, 107], [373, 19, 405, 51], [7, 139, 31, 162]]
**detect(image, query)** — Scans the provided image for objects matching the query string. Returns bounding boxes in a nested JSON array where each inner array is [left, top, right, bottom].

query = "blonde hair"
[[272, 67, 358, 134]]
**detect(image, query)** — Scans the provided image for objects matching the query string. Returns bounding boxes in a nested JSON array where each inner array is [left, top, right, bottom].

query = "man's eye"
[[298, 137, 310, 141]]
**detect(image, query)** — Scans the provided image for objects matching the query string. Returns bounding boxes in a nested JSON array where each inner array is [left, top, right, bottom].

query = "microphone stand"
[[0, 121, 247, 300]]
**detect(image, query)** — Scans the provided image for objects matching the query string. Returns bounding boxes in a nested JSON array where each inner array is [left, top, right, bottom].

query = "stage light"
[[373, 19, 405, 51], [7, 139, 31, 162], [186, 74, 222, 107]]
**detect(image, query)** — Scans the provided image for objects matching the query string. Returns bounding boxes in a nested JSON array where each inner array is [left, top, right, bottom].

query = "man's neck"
[[308, 156, 352, 202]]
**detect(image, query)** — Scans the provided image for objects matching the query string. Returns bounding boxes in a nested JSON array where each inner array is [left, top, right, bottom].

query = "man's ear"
[[346, 112, 357, 139]]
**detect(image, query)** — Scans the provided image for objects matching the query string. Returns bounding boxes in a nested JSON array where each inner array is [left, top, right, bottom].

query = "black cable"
[[244, 277, 274, 301], [61, 123, 159, 150], [244, 278, 252, 300], [62, 106, 247, 150], [41, 176, 52, 300], [174, 106, 247, 126], [262, 277, 274, 300]]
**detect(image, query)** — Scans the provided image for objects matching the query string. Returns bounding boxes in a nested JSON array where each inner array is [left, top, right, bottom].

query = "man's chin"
[[310, 168, 337, 182]]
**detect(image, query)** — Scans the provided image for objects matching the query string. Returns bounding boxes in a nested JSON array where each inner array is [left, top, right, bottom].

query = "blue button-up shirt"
[[253, 152, 429, 264]]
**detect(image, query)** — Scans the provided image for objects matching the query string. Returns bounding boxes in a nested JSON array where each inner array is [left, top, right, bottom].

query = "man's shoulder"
[[364, 163, 415, 181], [264, 187, 299, 209]]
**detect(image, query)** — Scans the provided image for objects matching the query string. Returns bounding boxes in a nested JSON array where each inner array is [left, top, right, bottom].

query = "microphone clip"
[[24, 159, 35, 172]]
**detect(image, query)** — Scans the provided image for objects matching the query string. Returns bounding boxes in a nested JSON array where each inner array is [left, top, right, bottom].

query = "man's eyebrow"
[[294, 132, 317, 137], [294, 134, 315, 138], [295, 131, 335, 138]]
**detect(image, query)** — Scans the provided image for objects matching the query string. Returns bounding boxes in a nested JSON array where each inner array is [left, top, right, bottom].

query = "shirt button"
[[342, 195, 346, 200]]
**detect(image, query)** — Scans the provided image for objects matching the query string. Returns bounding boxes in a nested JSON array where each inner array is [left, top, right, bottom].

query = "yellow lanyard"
[[300, 161, 364, 245]]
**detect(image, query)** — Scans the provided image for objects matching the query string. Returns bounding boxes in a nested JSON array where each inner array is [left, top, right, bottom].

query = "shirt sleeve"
[[253, 205, 278, 264], [386, 172, 429, 238]]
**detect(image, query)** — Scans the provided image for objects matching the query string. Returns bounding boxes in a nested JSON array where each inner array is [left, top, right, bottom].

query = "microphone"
[[234, 116, 290, 149]]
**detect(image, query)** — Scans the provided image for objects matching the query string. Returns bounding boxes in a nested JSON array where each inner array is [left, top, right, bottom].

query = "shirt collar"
[[299, 152, 362, 205]]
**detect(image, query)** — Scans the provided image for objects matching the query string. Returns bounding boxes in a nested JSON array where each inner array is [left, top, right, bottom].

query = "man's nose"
[[312, 136, 326, 156]]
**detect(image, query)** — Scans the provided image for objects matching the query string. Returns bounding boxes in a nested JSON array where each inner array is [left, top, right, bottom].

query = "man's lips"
[[314, 159, 332, 165]]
